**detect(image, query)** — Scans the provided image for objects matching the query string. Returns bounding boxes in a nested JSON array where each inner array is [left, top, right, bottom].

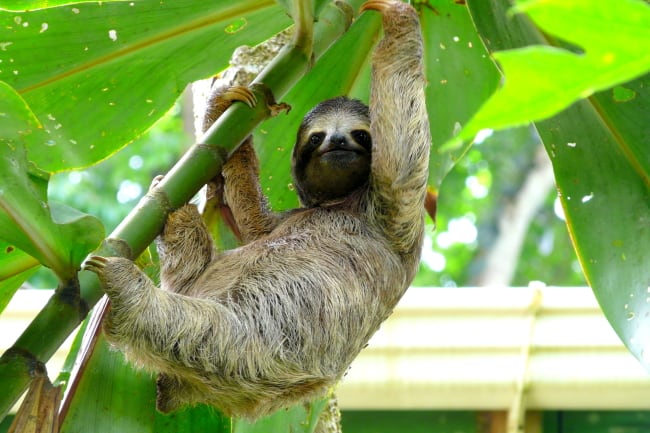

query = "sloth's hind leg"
[[156, 204, 216, 294]]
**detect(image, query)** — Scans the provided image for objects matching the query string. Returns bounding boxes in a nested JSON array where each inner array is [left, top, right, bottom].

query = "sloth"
[[85, 0, 430, 419]]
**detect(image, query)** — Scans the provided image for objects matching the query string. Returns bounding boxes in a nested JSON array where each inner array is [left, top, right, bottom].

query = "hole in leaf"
[[224, 18, 247, 34]]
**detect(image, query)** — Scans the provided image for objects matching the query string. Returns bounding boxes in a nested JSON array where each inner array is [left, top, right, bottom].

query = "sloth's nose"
[[330, 133, 347, 147]]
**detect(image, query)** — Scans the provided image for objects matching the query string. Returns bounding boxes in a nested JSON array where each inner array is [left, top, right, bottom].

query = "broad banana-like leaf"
[[466, 0, 650, 369], [451, 0, 650, 148], [0, 0, 292, 170], [233, 398, 327, 433], [0, 82, 104, 280]]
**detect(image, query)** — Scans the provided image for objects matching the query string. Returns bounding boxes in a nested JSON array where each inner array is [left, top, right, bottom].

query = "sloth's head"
[[292, 97, 372, 207]]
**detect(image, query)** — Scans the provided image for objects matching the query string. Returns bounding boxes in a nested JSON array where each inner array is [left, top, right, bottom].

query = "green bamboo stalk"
[[0, 0, 360, 419]]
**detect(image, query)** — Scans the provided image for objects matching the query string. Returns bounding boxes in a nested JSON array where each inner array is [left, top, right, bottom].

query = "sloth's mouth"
[[319, 144, 368, 157], [322, 148, 359, 155], [319, 149, 369, 163]]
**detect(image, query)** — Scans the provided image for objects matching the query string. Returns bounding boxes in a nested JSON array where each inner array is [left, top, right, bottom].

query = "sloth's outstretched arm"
[[363, 0, 431, 260]]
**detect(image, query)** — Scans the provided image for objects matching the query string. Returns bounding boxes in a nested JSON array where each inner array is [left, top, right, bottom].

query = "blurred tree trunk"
[[472, 144, 555, 286]]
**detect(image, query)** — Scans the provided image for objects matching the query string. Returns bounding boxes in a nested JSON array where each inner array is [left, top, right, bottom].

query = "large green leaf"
[[420, 1, 500, 187], [449, 0, 650, 149], [233, 398, 327, 433], [536, 79, 650, 368], [0, 82, 104, 279], [466, 0, 650, 369], [0, 0, 291, 171]]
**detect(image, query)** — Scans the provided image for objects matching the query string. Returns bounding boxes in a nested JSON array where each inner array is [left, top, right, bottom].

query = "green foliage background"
[[0, 0, 648, 431]]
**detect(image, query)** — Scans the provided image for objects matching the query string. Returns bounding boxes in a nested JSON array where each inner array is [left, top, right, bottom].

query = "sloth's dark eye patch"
[[309, 132, 325, 147], [351, 130, 371, 150]]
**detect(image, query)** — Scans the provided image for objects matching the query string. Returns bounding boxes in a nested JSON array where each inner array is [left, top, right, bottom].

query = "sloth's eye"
[[309, 132, 325, 147], [351, 130, 371, 149]]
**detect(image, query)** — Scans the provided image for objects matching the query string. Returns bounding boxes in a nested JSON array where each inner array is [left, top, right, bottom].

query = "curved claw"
[[248, 83, 291, 117], [360, 0, 394, 13], [149, 174, 165, 191], [83, 255, 108, 274], [359, 0, 419, 38], [221, 86, 258, 109]]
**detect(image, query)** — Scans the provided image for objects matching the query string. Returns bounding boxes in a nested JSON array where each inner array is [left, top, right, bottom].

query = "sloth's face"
[[292, 98, 371, 207]]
